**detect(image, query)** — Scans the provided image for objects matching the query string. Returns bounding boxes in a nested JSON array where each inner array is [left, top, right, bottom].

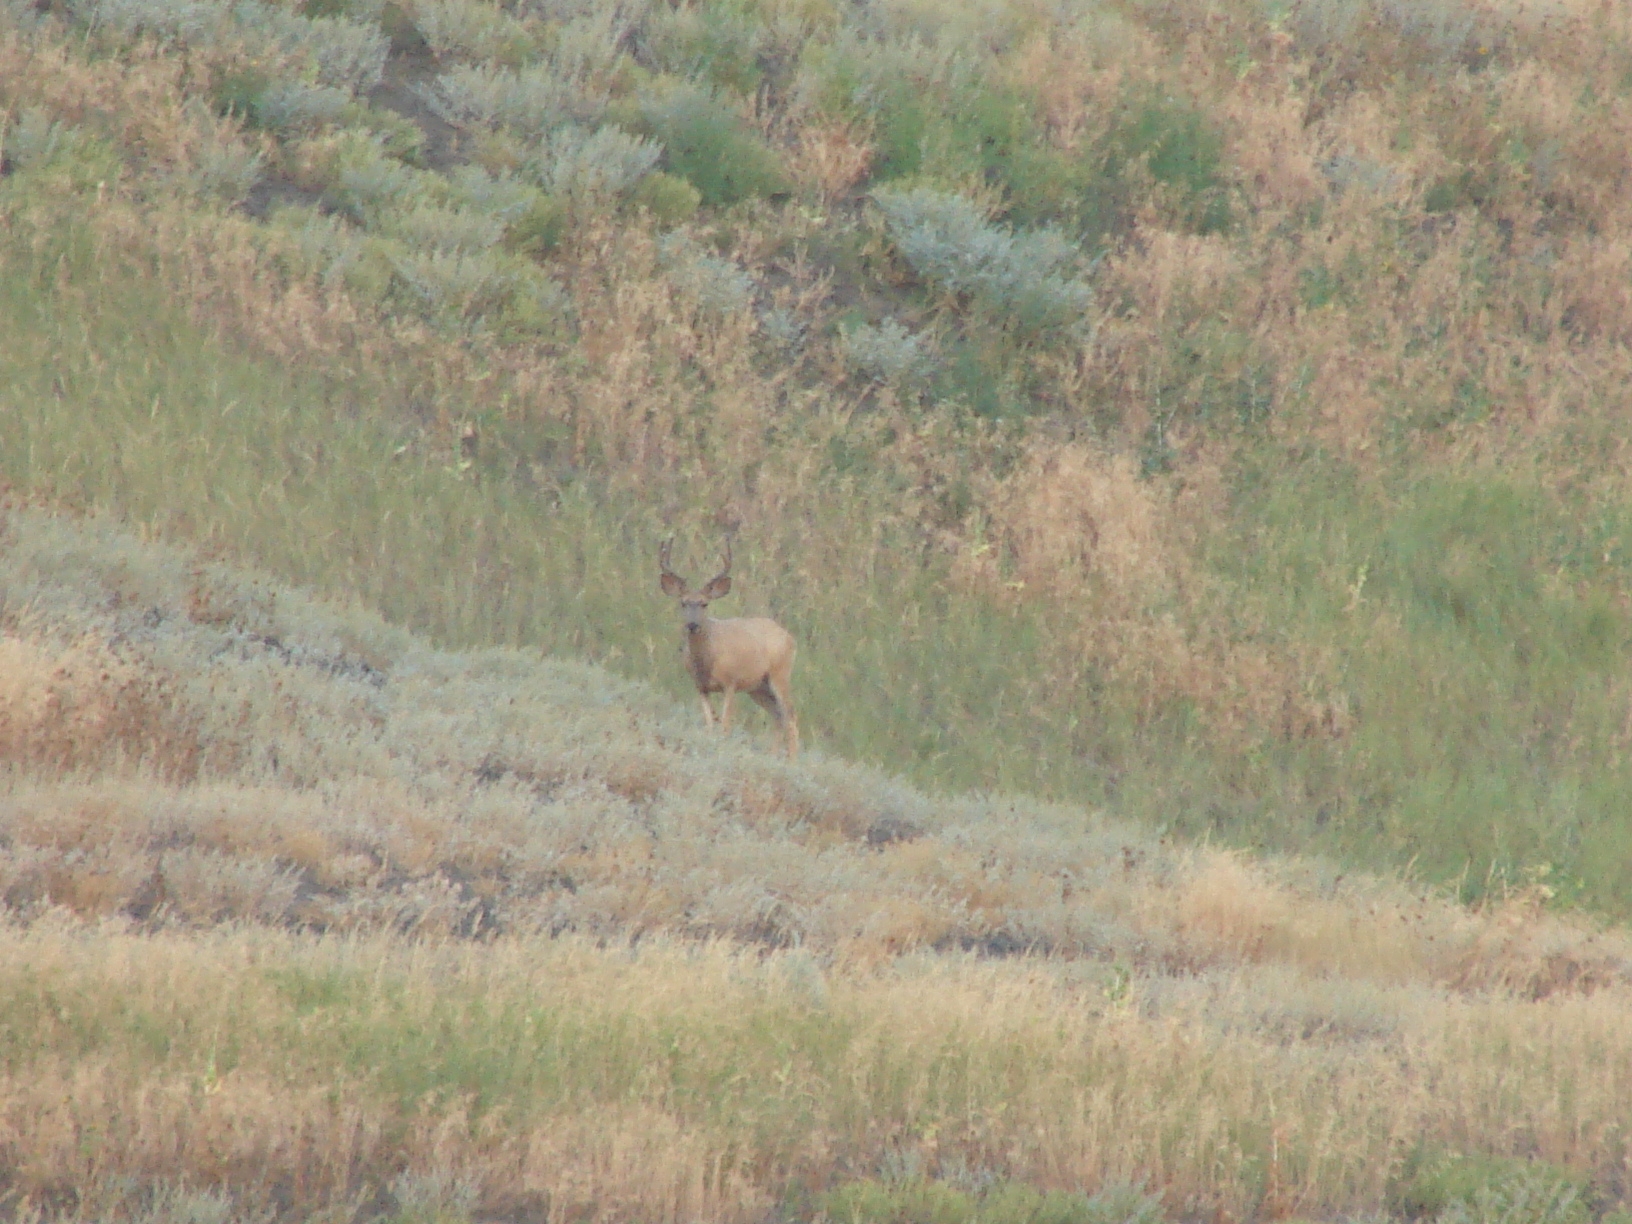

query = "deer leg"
[[719, 686, 736, 734], [766, 675, 798, 759], [698, 693, 716, 727]]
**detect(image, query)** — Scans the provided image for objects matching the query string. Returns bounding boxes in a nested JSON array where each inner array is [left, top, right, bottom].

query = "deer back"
[[692, 615, 794, 691]]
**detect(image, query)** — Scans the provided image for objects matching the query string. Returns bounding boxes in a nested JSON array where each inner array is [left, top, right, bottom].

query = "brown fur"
[[660, 540, 798, 758]]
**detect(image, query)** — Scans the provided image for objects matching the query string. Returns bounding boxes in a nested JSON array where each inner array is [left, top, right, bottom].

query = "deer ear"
[[660, 572, 687, 597], [701, 574, 731, 600]]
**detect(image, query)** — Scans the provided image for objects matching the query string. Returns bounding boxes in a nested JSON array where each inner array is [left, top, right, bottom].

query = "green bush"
[[642, 0, 767, 95], [928, 338, 1024, 419], [0, 110, 123, 192], [1111, 94, 1231, 234], [632, 170, 701, 226], [1388, 1150, 1591, 1224], [821, 1177, 1166, 1224], [640, 81, 787, 206], [504, 194, 567, 255]]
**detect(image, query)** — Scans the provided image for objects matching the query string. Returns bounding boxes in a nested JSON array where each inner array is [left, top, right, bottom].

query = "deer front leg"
[[699, 693, 716, 727], [719, 686, 736, 734]]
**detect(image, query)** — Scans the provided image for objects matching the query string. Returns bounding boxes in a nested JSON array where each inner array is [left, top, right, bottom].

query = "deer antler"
[[708, 537, 732, 588], [659, 537, 690, 596]]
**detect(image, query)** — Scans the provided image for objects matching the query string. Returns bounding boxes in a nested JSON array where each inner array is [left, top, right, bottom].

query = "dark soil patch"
[[239, 174, 327, 219], [369, 36, 465, 175]]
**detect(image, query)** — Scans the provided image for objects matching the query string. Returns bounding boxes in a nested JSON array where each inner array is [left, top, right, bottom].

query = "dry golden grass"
[[10, 0, 1632, 1207], [4, 504, 1625, 991], [3, 508, 1632, 1220]]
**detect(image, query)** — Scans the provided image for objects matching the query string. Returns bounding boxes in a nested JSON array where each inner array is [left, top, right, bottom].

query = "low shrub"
[[0, 110, 123, 190], [822, 1177, 1167, 1224], [872, 187, 1091, 338], [178, 132, 264, 203], [403, 0, 538, 64], [255, 81, 353, 132], [66, 0, 223, 44], [378, 201, 505, 253], [840, 317, 936, 389], [658, 231, 754, 317], [534, 123, 662, 205], [420, 63, 587, 135], [640, 0, 767, 95], [640, 80, 786, 206], [631, 170, 700, 226], [1389, 1150, 1591, 1224], [230, 0, 389, 94]]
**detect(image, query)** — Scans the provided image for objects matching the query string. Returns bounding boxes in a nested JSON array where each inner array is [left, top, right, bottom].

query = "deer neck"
[[685, 617, 719, 686]]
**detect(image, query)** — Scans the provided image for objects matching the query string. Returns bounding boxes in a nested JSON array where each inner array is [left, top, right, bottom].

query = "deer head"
[[659, 537, 732, 635]]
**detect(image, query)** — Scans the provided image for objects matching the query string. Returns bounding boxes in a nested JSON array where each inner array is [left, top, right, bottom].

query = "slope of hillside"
[[7, 0, 1632, 918], [4, 507, 1632, 1222]]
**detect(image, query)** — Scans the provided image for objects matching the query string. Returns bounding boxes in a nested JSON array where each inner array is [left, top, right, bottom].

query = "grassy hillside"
[[7, 0, 1632, 916], [4, 506, 1632, 1223]]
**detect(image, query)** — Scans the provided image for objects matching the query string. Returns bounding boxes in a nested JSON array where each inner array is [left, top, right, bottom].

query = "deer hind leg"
[[750, 682, 798, 759], [764, 671, 798, 759]]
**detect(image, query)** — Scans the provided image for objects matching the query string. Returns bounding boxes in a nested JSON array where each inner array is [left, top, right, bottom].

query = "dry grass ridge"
[[4, 508, 1632, 1222]]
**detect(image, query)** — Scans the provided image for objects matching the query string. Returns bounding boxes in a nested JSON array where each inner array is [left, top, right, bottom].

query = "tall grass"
[[6, 0, 1632, 919], [0, 205, 1103, 799], [9, 193, 1632, 915], [4, 477, 1632, 1222], [1, 922, 1629, 1222]]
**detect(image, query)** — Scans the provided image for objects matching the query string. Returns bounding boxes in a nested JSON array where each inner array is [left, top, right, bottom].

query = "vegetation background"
[[5, 0, 1632, 1217]]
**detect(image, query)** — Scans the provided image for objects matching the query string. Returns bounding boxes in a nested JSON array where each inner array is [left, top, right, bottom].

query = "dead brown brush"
[[0, 637, 201, 782]]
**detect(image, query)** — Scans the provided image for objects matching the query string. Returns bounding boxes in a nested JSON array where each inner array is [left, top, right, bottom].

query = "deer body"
[[661, 540, 799, 758]]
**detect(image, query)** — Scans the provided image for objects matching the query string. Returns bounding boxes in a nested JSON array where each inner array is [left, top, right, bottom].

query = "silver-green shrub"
[[448, 164, 544, 223], [380, 202, 506, 254], [256, 82, 352, 133], [549, 4, 634, 79], [534, 123, 661, 202], [391, 247, 512, 315], [329, 138, 432, 219], [420, 63, 584, 134], [181, 133, 264, 203], [233, 0, 387, 93], [1433, 1168, 1590, 1224], [840, 318, 937, 388], [872, 186, 1092, 337], [390, 1169, 479, 1224], [128, 1185, 273, 1224], [2, 108, 84, 170], [69, 0, 223, 43], [267, 206, 366, 287], [406, 0, 534, 62], [658, 233, 753, 318], [757, 305, 806, 352]]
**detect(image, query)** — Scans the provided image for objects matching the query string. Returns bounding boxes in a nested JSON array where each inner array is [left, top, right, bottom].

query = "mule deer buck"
[[659, 538, 799, 758]]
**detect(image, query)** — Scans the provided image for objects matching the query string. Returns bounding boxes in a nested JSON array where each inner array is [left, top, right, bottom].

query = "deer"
[[659, 538, 799, 758]]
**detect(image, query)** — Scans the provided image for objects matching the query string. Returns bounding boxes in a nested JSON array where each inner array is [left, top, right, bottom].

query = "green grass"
[[1203, 450, 1632, 906], [9, 198, 1632, 917], [0, 204, 1098, 796]]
